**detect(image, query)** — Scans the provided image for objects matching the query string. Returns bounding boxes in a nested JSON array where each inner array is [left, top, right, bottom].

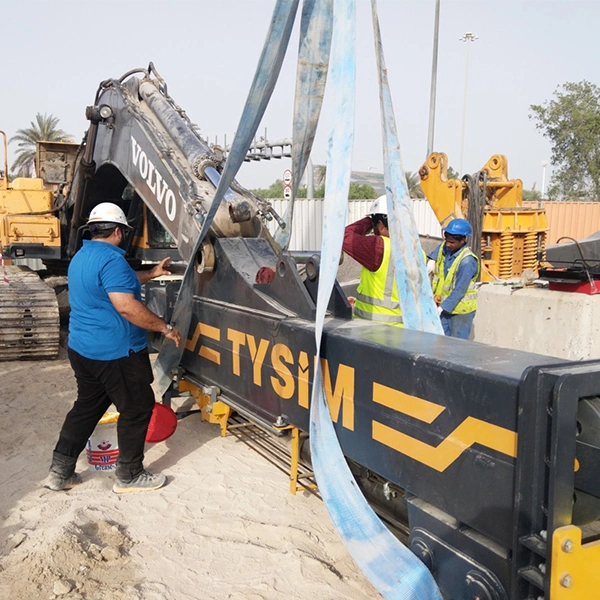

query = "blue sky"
[[1, 0, 598, 193]]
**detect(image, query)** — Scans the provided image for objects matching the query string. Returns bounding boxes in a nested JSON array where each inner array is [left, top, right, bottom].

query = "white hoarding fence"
[[268, 198, 441, 251]]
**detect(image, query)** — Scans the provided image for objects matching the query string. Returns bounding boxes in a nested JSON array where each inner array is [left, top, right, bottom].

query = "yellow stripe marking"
[[373, 383, 445, 423], [185, 322, 221, 364], [373, 417, 517, 472]]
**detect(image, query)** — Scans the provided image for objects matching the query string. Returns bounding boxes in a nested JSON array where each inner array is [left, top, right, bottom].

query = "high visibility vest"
[[432, 245, 479, 314], [353, 236, 403, 327]]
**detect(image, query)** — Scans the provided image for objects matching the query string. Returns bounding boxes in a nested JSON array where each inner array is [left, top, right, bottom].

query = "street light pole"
[[459, 31, 478, 175], [426, 0, 441, 158], [541, 160, 548, 199]]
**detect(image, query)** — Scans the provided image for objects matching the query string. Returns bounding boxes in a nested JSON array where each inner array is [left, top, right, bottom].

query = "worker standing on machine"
[[343, 196, 404, 327], [45, 202, 181, 494], [430, 218, 480, 339]]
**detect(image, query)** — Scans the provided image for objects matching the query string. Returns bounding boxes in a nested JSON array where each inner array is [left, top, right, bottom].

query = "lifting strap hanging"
[[275, 0, 333, 250], [308, 1, 443, 597], [371, 0, 442, 334]]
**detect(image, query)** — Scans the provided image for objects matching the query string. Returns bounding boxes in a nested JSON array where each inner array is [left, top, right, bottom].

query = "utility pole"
[[426, 0, 441, 158], [459, 31, 478, 175], [541, 160, 548, 199]]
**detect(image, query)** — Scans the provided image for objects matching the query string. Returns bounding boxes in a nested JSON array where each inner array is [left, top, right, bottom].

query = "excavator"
[[1, 61, 600, 599]]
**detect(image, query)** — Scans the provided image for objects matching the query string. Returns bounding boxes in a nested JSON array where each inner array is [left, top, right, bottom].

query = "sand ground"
[[0, 353, 377, 600]]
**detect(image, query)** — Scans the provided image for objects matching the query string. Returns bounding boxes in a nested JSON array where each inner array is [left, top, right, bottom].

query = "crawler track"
[[0, 266, 59, 360]]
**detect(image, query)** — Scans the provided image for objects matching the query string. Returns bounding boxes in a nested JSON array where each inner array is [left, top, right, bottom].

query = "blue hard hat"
[[444, 218, 472, 237]]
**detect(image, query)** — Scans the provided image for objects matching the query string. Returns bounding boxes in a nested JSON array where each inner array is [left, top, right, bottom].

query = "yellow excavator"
[[0, 132, 81, 359], [419, 151, 548, 281]]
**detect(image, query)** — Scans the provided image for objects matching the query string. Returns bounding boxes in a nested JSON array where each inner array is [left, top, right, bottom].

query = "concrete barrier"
[[473, 283, 600, 360]]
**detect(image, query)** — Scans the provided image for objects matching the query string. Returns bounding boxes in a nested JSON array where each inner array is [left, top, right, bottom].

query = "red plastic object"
[[146, 403, 178, 443], [548, 280, 600, 295]]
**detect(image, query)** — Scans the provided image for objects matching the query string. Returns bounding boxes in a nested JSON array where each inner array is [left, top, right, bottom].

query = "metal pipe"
[[426, 0, 440, 157], [0, 131, 8, 188], [139, 81, 239, 204], [459, 32, 478, 174], [139, 81, 214, 168], [204, 166, 236, 202]]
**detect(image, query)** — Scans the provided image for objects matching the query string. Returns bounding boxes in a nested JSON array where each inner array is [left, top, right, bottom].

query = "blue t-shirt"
[[68, 240, 148, 360]]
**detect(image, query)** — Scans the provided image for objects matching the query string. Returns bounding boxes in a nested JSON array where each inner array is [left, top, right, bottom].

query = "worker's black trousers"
[[53, 347, 155, 482]]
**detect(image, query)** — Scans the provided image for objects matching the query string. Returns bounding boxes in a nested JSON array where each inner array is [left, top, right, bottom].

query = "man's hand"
[[137, 258, 174, 284], [164, 325, 181, 348], [150, 257, 172, 279]]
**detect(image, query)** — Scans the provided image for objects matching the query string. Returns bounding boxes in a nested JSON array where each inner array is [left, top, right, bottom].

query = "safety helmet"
[[444, 218, 472, 237], [367, 195, 388, 217], [87, 202, 132, 228]]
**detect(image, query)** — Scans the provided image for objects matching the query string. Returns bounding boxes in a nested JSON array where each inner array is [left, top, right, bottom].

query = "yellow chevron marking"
[[373, 383, 445, 423], [185, 322, 221, 364], [373, 417, 517, 472]]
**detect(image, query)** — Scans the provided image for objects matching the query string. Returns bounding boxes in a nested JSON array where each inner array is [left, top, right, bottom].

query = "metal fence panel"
[[524, 201, 600, 245], [268, 198, 441, 251]]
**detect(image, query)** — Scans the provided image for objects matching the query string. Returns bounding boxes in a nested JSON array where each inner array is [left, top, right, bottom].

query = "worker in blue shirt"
[[45, 202, 181, 494], [429, 218, 480, 339]]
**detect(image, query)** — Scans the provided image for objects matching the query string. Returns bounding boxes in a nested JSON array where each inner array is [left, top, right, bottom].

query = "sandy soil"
[[0, 354, 377, 600]]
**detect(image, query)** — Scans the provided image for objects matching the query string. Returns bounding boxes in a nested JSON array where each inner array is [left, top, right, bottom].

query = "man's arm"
[[137, 257, 172, 284], [342, 216, 384, 272], [108, 292, 181, 347], [439, 256, 478, 313]]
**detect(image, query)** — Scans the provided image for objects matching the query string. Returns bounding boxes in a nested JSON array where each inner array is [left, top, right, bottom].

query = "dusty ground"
[[0, 353, 377, 600]]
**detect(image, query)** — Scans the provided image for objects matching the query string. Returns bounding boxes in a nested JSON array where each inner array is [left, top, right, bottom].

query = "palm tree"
[[405, 171, 425, 198], [9, 113, 69, 176]]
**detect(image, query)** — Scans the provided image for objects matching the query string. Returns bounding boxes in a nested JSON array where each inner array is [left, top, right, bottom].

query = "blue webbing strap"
[[308, 1, 443, 598], [275, 0, 333, 250], [370, 0, 442, 334], [154, 0, 300, 396]]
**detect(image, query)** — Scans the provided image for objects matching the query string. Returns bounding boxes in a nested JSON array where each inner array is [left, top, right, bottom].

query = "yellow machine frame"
[[419, 152, 548, 281], [0, 132, 62, 257]]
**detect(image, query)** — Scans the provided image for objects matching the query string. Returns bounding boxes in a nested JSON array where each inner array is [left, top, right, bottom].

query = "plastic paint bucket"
[[86, 412, 119, 470]]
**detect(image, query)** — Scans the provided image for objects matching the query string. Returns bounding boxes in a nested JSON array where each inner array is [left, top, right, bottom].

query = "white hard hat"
[[367, 195, 388, 217], [87, 202, 131, 228]]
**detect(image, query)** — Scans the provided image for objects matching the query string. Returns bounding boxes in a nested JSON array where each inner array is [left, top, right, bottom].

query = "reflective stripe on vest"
[[353, 236, 403, 326], [432, 245, 479, 315]]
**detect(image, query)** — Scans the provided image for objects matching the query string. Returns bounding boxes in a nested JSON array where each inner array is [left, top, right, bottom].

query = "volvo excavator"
[[2, 62, 600, 598]]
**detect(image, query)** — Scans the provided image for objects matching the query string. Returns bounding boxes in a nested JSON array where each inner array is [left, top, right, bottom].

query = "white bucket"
[[86, 412, 119, 471]]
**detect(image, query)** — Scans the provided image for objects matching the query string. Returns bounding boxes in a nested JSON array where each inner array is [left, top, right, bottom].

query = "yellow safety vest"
[[432, 245, 479, 314], [353, 236, 403, 327]]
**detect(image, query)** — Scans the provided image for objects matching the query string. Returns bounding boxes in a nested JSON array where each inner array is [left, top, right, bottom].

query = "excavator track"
[[0, 266, 59, 360]]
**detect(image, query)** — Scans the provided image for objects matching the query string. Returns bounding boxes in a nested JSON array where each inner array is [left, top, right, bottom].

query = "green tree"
[[252, 179, 376, 199], [9, 113, 69, 176], [348, 182, 377, 199], [446, 166, 460, 180], [252, 179, 285, 198], [529, 81, 600, 200], [522, 188, 542, 203], [405, 171, 424, 198]]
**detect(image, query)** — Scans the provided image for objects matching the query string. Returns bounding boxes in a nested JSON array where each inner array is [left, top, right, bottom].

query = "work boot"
[[112, 470, 167, 494], [44, 471, 82, 491], [44, 451, 81, 491]]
